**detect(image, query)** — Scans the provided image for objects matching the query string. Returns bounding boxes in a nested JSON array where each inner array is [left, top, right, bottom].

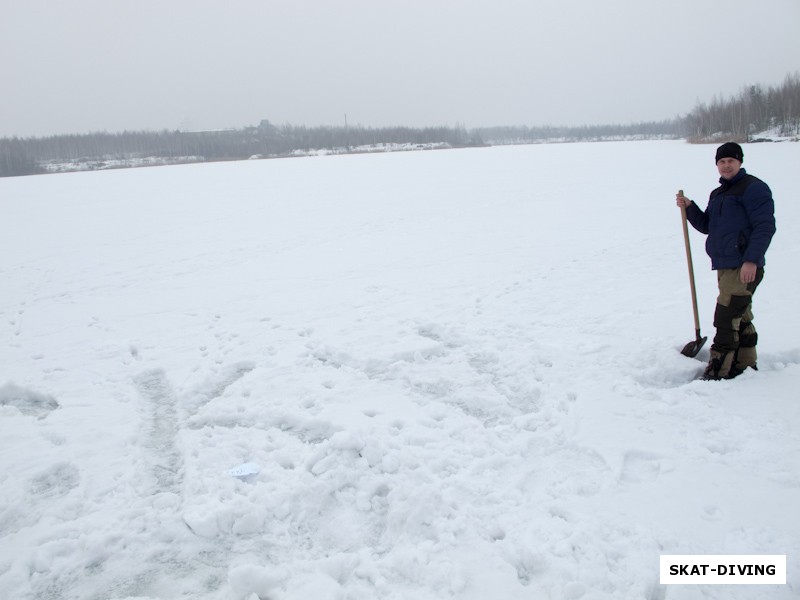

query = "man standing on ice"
[[676, 142, 776, 380]]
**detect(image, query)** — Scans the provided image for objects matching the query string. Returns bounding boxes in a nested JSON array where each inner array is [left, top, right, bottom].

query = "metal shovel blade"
[[681, 335, 707, 358]]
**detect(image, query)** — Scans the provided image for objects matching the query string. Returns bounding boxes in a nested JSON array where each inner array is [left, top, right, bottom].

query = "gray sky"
[[2, 0, 799, 138]]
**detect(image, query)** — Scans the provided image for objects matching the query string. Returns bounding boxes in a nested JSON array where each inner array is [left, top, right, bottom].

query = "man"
[[676, 142, 776, 380]]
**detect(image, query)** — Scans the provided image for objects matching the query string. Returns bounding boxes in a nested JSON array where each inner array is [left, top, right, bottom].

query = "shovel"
[[678, 189, 707, 357]]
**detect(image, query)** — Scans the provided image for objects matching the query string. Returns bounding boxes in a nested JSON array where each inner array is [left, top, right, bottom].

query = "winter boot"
[[702, 350, 739, 380]]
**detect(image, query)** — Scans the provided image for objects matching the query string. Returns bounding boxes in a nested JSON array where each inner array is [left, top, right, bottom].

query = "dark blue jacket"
[[686, 168, 776, 270]]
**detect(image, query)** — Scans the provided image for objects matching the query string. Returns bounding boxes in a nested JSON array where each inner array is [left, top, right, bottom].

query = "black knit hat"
[[715, 142, 744, 163]]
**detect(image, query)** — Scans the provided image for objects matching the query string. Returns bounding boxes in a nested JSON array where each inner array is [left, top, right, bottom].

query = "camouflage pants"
[[711, 267, 764, 369]]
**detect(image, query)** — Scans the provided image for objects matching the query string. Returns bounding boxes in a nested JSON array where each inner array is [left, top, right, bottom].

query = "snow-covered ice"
[[1, 140, 798, 600]]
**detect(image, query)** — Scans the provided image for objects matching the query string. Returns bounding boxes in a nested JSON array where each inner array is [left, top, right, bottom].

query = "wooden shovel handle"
[[678, 190, 702, 334]]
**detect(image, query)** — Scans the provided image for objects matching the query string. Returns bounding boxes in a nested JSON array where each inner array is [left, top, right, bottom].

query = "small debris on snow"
[[227, 462, 261, 482]]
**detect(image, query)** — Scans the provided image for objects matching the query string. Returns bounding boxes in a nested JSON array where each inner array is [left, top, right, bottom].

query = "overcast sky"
[[2, 0, 799, 138]]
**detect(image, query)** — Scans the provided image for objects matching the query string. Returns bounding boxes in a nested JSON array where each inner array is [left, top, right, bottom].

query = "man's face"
[[717, 157, 741, 180]]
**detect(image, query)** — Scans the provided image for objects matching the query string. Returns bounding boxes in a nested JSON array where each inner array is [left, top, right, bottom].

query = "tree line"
[[473, 120, 679, 145], [682, 72, 800, 141], [2, 72, 798, 178], [0, 122, 479, 177]]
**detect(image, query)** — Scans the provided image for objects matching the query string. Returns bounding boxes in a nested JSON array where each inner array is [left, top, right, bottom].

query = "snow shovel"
[[678, 190, 707, 357]]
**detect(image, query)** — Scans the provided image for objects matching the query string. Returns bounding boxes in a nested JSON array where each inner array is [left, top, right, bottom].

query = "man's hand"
[[740, 261, 758, 284], [676, 191, 691, 209]]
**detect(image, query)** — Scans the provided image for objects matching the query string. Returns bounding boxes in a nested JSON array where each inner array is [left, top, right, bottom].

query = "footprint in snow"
[[133, 369, 182, 494], [0, 383, 60, 419], [182, 360, 255, 415], [619, 451, 662, 484], [28, 462, 81, 498]]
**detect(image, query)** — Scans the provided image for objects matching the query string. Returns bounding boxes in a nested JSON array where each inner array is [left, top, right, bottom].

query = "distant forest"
[[2, 72, 798, 178]]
